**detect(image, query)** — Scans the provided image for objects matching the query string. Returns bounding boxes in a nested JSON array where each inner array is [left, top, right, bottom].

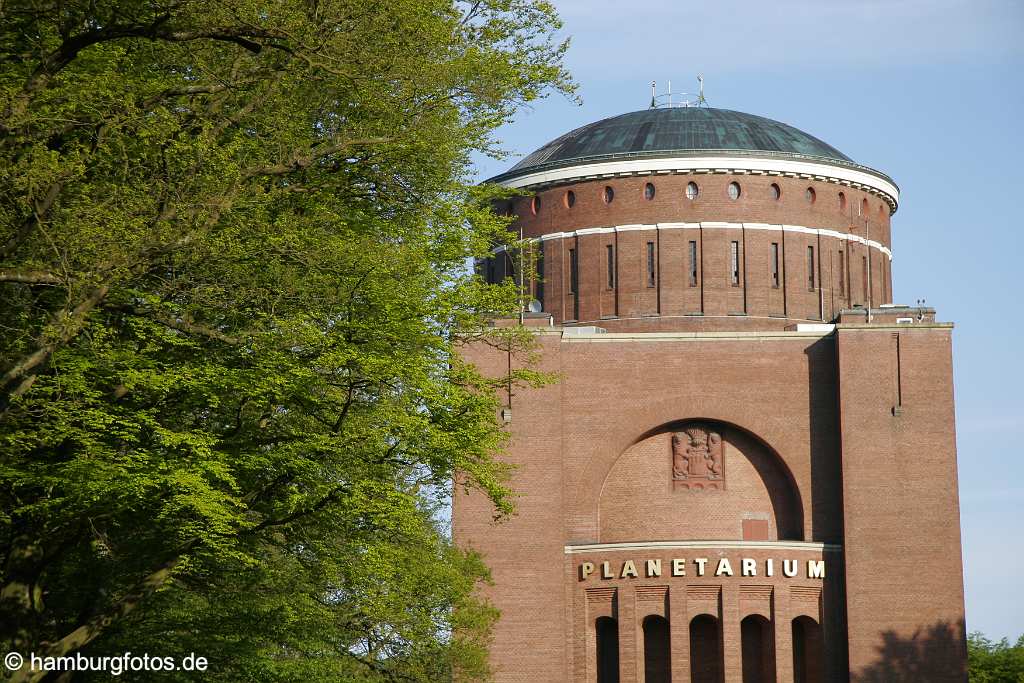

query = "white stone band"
[[564, 540, 843, 554], [494, 222, 893, 260]]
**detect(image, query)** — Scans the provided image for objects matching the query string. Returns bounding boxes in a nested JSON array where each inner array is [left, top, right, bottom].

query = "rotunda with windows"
[[483, 106, 898, 332]]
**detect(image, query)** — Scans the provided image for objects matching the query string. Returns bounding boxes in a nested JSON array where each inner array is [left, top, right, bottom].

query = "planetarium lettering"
[[578, 557, 825, 581]]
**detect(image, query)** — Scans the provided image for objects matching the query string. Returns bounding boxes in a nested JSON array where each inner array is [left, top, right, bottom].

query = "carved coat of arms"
[[671, 425, 724, 490]]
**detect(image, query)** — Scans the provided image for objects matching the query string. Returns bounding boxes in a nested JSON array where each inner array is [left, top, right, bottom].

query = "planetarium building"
[[454, 104, 967, 682]]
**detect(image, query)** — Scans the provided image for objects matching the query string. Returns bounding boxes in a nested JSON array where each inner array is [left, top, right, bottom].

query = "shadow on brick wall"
[[851, 619, 967, 683]]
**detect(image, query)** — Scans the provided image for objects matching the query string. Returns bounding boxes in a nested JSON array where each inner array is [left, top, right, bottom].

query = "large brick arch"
[[570, 416, 804, 543]]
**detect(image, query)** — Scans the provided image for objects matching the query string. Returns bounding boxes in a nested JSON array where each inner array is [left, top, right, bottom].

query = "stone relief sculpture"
[[671, 424, 725, 490]]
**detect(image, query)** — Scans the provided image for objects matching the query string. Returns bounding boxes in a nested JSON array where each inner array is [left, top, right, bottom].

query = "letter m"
[[807, 560, 825, 579]]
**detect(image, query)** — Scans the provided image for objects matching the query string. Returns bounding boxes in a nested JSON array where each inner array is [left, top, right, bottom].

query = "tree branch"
[[9, 548, 192, 683], [243, 139, 390, 178], [104, 303, 242, 346], [0, 270, 63, 285]]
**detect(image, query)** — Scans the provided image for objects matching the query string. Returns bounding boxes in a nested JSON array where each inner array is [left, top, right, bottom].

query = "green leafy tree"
[[969, 632, 1024, 682], [0, 0, 571, 680]]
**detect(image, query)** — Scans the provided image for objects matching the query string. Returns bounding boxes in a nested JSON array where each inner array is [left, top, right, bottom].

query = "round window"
[[644, 182, 655, 201], [531, 196, 541, 214], [805, 187, 816, 204], [686, 182, 699, 200], [770, 183, 781, 200], [728, 182, 741, 200], [565, 190, 576, 208], [603, 186, 614, 204], [839, 191, 847, 211]]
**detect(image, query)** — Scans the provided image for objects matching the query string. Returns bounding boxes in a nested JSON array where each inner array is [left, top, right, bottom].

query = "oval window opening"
[[686, 182, 699, 200], [644, 182, 656, 201], [728, 182, 741, 200], [603, 186, 614, 204]]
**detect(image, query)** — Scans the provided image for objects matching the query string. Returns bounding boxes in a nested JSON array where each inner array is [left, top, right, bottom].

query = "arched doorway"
[[792, 616, 823, 683], [642, 615, 671, 683], [689, 614, 723, 683], [596, 616, 619, 683], [741, 614, 776, 683]]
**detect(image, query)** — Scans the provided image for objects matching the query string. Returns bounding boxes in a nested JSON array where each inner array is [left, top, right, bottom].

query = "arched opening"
[[741, 614, 776, 683], [792, 616, 823, 683], [689, 614, 723, 683], [597, 419, 804, 544], [643, 615, 671, 683], [596, 616, 620, 683]]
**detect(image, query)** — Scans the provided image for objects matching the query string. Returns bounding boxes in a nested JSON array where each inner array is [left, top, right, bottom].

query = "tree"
[[0, 0, 571, 679], [968, 632, 1024, 682]]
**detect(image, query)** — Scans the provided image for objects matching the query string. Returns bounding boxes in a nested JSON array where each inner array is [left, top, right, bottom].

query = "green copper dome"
[[493, 107, 853, 182]]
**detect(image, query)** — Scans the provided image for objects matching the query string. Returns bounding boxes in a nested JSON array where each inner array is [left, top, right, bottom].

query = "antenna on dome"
[[650, 75, 708, 108]]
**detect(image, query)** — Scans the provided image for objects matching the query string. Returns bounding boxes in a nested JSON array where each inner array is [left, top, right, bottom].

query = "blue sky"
[[474, 0, 1024, 641]]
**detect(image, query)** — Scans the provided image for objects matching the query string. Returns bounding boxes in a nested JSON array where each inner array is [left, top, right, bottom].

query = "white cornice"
[[493, 222, 892, 260], [564, 540, 843, 554], [495, 156, 899, 211]]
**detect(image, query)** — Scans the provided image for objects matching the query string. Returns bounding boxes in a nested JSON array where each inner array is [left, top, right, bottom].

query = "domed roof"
[[494, 107, 853, 182]]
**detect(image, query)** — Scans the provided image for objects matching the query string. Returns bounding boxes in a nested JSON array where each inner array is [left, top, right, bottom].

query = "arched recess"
[[642, 615, 671, 683], [741, 614, 777, 683], [792, 616, 823, 683], [595, 616, 620, 683], [689, 614, 724, 683], [597, 418, 804, 543]]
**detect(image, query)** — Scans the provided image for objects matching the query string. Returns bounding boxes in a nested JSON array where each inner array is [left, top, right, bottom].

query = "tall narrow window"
[[771, 243, 780, 288], [881, 258, 888, 303], [690, 615, 723, 683], [643, 616, 671, 683], [807, 246, 815, 291], [596, 617, 620, 683], [742, 615, 777, 683], [606, 244, 615, 289], [862, 255, 868, 302], [730, 241, 740, 286], [792, 617, 823, 683], [646, 241, 656, 288], [688, 240, 698, 286], [569, 248, 578, 296], [535, 242, 544, 308], [838, 250, 845, 296]]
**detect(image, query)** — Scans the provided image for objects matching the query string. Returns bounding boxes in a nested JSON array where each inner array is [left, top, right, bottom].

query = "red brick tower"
[[454, 105, 966, 682]]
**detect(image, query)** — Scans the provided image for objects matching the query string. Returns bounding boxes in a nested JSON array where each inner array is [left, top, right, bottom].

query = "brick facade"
[[455, 110, 966, 682]]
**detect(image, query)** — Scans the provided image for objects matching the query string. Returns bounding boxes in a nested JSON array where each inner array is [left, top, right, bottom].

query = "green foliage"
[[0, 0, 571, 680], [969, 632, 1024, 683]]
